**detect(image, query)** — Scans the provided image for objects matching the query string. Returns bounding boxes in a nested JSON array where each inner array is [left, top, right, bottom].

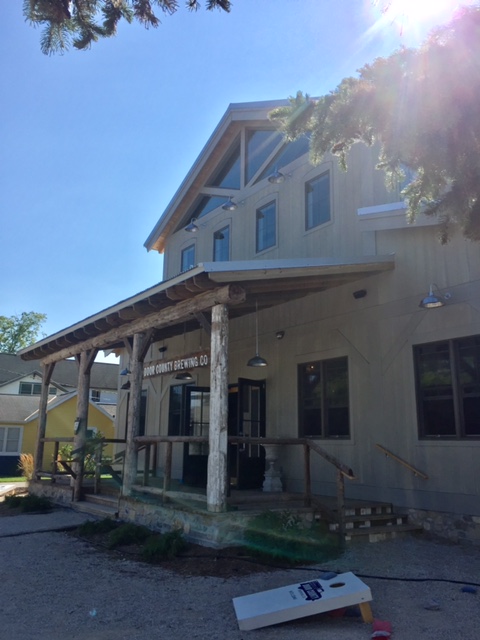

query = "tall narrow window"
[[305, 172, 331, 230], [256, 201, 276, 253], [298, 357, 350, 438], [213, 226, 230, 261], [181, 244, 195, 272], [414, 336, 480, 438]]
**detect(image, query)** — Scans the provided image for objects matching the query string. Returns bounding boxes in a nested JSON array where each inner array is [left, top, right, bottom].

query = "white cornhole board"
[[232, 571, 373, 631]]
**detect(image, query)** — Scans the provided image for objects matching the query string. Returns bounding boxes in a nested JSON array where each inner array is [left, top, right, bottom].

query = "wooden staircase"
[[323, 501, 423, 543]]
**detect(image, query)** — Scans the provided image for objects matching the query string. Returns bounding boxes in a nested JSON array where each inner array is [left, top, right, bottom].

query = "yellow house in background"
[[23, 392, 115, 472]]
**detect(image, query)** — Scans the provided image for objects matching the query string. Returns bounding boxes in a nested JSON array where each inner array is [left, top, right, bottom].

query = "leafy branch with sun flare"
[[271, 5, 480, 243]]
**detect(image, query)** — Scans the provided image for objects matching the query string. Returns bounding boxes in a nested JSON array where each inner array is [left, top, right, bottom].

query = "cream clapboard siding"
[[145, 131, 480, 516]]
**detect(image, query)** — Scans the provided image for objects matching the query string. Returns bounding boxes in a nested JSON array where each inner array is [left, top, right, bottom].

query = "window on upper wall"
[[414, 336, 480, 439], [19, 382, 56, 396], [181, 244, 195, 272], [0, 426, 22, 454], [90, 389, 101, 403], [256, 135, 310, 183], [213, 226, 230, 261], [305, 172, 331, 230], [298, 357, 350, 438], [256, 201, 276, 253], [207, 139, 241, 190]]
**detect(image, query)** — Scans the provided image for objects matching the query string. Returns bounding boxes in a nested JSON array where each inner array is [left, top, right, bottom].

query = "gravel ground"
[[1, 529, 479, 640]]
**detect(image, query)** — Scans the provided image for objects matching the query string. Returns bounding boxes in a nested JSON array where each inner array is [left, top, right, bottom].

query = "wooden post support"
[[163, 441, 172, 501], [143, 444, 151, 486], [33, 363, 55, 480], [304, 442, 311, 507], [336, 469, 346, 539], [122, 331, 151, 496], [73, 350, 96, 501], [207, 303, 229, 513]]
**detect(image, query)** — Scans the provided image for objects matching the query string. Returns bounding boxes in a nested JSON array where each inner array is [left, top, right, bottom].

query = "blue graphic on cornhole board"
[[232, 571, 373, 631]]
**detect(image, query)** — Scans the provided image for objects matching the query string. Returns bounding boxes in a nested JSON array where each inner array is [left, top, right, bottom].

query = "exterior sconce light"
[[267, 168, 285, 184], [185, 218, 199, 233], [353, 289, 367, 300], [221, 196, 238, 211], [275, 330, 285, 340], [419, 284, 451, 309], [121, 381, 131, 390]]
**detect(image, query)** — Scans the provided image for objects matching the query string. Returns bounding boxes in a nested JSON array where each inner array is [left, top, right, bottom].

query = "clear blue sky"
[[0, 0, 468, 360]]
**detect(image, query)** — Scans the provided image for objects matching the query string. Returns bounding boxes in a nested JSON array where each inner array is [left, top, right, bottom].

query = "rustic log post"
[[304, 442, 311, 507], [336, 470, 346, 539], [122, 331, 151, 496], [163, 441, 172, 502], [73, 350, 97, 501], [207, 303, 229, 513], [33, 363, 55, 480], [52, 441, 60, 478], [143, 444, 151, 486]]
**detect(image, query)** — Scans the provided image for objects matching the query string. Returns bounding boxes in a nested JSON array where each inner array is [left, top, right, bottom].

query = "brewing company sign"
[[143, 351, 210, 379]]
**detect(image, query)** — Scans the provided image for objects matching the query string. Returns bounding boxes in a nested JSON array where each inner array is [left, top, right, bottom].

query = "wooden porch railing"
[[134, 435, 356, 536], [375, 443, 429, 480], [37, 437, 127, 494]]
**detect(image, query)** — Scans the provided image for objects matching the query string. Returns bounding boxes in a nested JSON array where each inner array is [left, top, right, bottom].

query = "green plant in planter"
[[244, 510, 341, 564]]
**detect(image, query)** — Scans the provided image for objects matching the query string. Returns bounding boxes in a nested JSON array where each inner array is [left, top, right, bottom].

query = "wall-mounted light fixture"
[[267, 168, 286, 184], [275, 330, 285, 340], [353, 289, 367, 300], [185, 218, 199, 233], [158, 346, 168, 353], [175, 371, 193, 381], [419, 284, 451, 309], [120, 368, 131, 376], [247, 301, 268, 367], [221, 196, 238, 211], [121, 380, 131, 390]]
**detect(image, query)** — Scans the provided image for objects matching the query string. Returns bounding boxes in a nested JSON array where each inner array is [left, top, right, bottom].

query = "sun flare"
[[384, 0, 456, 24]]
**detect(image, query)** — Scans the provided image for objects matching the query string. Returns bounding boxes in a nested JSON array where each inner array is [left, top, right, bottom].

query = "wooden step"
[[71, 497, 118, 519], [344, 523, 423, 543]]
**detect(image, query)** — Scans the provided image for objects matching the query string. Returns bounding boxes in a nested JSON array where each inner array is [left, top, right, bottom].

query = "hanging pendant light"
[[247, 301, 268, 367]]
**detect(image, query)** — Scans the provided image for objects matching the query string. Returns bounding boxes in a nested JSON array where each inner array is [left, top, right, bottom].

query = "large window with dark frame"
[[298, 357, 350, 438], [305, 172, 331, 230], [414, 336, 480, 438], [256, 201, 276, 253]]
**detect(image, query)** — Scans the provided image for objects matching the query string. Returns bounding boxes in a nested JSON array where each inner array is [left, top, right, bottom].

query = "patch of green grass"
[[141, 530, 187, 563], [0, 477, 26, 483], [106, 522, 152, 549], [244, 510, 342, 564], [4, 494, 52, 513]]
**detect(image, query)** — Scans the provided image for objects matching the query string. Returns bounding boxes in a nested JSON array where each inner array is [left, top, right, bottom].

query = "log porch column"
[[207, 303, 229, 513], [123, 331, 152, 496], [73, 349, 97, 501], [33, 363, 55, 480]]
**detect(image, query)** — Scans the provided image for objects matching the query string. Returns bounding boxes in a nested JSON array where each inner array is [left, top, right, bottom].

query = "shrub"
[[5, 494, 52, 513], [106, 523, 152, 549], [77, 518, 119, 537], [18, 453, 34, 480], [141, 530, 187, 563], [244, 510, 341, 564]]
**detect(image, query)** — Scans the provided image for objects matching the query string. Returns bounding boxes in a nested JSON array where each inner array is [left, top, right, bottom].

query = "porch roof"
[[18, 256, 394, 363]]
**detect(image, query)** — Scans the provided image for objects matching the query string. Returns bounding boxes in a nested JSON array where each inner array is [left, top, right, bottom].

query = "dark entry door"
[[182, 386, 210, 487], [234, 378, 266, 490]]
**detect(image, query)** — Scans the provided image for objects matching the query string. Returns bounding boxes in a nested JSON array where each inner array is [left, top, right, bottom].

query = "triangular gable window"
[[256, 135, 310, 184], [207, 139, 241, 189], [190, 195, 227, 220], [245, 129, 282, 184]]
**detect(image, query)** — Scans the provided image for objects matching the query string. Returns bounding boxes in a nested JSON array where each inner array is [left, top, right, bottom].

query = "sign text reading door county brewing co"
[[143, 351, 210, 379]]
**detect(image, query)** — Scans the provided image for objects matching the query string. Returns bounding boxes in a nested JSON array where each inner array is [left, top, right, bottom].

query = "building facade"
[[20, 100, 480, 542]]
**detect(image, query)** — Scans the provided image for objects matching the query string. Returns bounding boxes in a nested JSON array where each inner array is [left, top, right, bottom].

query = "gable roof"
[[144, 100, 290, 255], [0, 353, 118, 390], [0, 395, 41, 423], [24, 390, 115, 423]]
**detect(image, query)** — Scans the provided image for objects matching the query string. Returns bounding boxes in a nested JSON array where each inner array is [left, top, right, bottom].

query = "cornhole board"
[[232, 571, 373, 631]]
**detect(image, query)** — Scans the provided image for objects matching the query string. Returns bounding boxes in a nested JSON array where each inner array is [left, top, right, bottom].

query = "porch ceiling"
[[18, 256, 394, 363]]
